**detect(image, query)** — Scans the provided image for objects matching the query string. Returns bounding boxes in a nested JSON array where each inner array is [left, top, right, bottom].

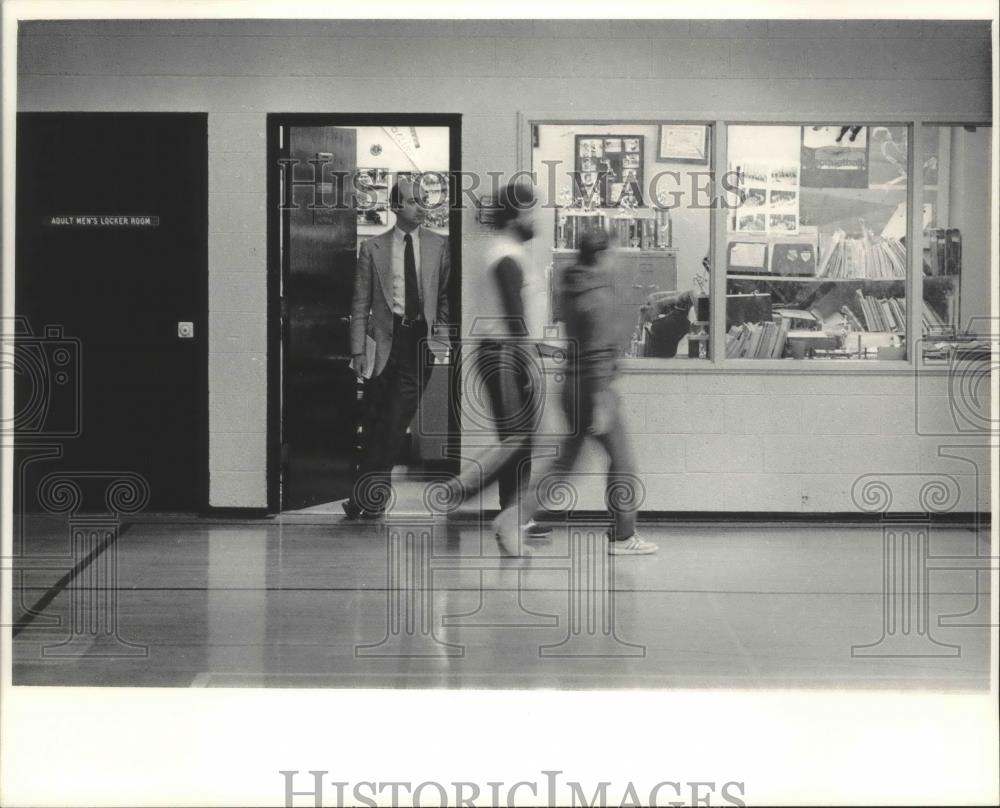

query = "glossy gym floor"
[[11, 506, 991, 690]]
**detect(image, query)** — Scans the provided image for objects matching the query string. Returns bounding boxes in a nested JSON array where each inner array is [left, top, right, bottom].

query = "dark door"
[[281, 126, 359, 509], [15, 113, 208, 512]]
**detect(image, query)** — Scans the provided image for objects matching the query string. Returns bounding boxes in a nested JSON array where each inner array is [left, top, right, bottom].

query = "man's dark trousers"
[[354, 314, 433, 513]]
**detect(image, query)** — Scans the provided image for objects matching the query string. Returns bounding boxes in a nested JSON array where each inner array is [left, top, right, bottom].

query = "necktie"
[[403, 233, 420, 320]]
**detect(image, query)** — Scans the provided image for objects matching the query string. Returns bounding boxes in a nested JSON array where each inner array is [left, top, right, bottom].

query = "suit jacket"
[[350, 227, 450, 378]]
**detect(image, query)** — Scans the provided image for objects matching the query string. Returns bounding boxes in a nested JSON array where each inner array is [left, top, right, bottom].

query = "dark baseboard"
[[522, 510, 992, 525], [200, 507, 274, 519]]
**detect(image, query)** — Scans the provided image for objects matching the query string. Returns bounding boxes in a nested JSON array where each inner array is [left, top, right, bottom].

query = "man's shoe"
[[493, 507, 532, 557], [342, 500, 382, 520], [607, 534, 658, 555], [524, 519, 552, 538]]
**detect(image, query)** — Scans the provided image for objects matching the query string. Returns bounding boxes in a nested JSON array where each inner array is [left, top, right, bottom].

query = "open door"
[[271, 116, 460, 513], [280, 126, 359, 509]]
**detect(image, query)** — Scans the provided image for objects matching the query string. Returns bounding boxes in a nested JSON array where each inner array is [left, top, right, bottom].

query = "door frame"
[[265, 113, 463, 514], [16, 111, 210, 514]]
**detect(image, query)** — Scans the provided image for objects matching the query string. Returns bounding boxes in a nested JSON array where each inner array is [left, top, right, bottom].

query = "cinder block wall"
[[17, 19, 993, 511]]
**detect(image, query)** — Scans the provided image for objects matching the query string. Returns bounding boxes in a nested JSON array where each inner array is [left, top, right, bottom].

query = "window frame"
[[520, 113, 991, 374]]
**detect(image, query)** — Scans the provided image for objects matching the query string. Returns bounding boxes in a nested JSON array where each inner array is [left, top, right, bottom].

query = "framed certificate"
[[657, 125, 710, 164]]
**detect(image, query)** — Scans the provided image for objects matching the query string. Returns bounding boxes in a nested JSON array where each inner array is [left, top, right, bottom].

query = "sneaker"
[[607, 534, 658, 555], [492, 507, 532, 558], [524, 519, 552, 538]]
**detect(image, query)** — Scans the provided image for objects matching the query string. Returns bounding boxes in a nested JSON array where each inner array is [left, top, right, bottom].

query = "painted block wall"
[[16, 19, 994, 511]]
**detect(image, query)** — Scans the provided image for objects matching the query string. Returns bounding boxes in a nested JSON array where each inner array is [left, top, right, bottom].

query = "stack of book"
[[725, 318, 791, 359], [854, 290, 905, 332], [817, 227, 906, 279]]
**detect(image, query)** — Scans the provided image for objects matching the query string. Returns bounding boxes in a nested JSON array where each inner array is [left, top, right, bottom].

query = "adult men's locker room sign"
[[43, 214, 161, 227]]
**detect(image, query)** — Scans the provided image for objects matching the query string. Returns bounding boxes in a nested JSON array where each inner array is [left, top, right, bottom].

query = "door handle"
[[177, 322, 194, 339]]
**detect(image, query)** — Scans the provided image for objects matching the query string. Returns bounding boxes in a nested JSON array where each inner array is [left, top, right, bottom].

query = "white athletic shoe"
[[607, 534, 658, 555], [524, 519, 552, 538], [493, 508, 533, 557]]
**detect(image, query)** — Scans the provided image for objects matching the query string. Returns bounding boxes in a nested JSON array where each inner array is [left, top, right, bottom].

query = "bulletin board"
[[574, 134, 645, 207]]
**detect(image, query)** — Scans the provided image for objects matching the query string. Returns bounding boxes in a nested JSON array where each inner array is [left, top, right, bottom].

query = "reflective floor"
[[11, 511, 993, 689]]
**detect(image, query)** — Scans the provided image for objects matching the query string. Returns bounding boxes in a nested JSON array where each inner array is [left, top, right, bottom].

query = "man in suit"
[[342, 176, 450, 519]]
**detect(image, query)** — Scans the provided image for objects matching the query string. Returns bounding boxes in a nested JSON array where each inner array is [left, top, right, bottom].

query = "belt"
[[394, 313, 425, 328]]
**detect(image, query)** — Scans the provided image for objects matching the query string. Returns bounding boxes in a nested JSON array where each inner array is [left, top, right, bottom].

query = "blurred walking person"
[[441, 179, 551, 541], [494, 229, 657, 556]]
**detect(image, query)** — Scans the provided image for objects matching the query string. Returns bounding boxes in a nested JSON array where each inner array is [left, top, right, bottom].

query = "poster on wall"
[[574, 134, 644, 207], [800, 125, 869, 188], [731, 161, 800, 235], [867, 126, 909, 187], [354, 167, 389, 226], [766, 162, 799, 235], [739, 162, 767, 232]]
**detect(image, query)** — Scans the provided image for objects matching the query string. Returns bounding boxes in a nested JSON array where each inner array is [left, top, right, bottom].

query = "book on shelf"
[[764, 322, 778, 355], [818, 226, 906, 280], [767, 321, 783, 357], [747, 322, 765, 357], [922, 300, 949, 333], [725, 324, 750, 358], [726, 324, 745, 357], [888, 297, 906, 329], [773, 317, 791, 358], [924, 227, 962, 276], [879, 299, 895, 331], [841, 305, 864, 332], [724, 318, 791, 359], [853, 289, 907, 333]]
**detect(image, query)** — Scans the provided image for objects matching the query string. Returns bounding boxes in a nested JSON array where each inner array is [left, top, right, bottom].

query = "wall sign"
[[44, 214, 161, 227]]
